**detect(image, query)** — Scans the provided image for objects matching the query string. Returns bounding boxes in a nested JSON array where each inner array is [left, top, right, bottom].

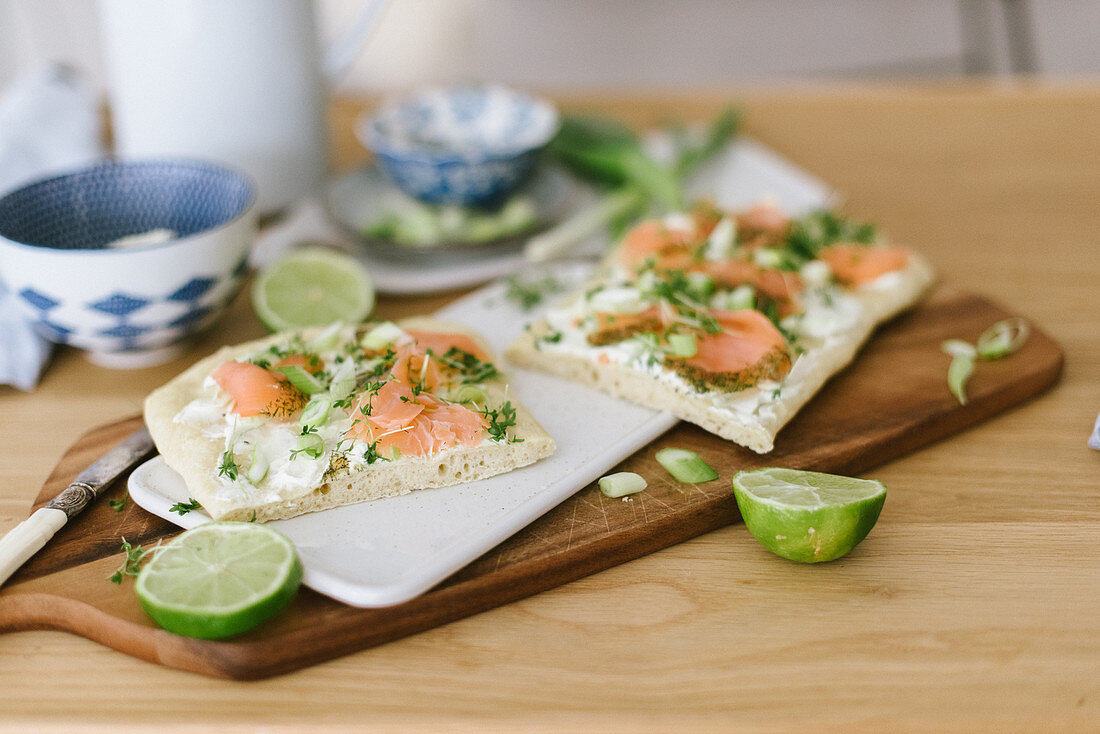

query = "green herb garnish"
[[169, 498, 203, 515], [504, 275, 561, 310], [480, 401, 523, 444], [217, 451, 240, 481], [435, 347, 500, 384], [108, 498, 126, 512], [108, 537, 152, 584]]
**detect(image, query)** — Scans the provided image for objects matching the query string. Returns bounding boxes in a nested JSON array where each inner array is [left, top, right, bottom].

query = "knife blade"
[[0, 426, 155, 588]]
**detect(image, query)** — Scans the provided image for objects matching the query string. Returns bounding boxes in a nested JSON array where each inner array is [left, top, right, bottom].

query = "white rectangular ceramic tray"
[[128, 138, 832, 608]]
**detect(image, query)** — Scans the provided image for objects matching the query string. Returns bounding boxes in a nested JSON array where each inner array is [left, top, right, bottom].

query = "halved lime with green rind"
[[732, 468, 886, 563], [135, 522, 302, 639], [252, 247, 375, 332]]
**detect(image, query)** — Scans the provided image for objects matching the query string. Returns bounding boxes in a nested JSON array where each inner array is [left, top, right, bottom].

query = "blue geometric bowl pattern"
[[16, 256, 247, 353], [0, 159, 252, 250], [359, 85, 559, 207], [0, 158, 256, 357]]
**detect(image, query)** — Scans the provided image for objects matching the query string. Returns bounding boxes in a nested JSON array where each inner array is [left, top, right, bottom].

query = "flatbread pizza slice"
[[506, 202, 934, 454], [145, 317, 555, 522]]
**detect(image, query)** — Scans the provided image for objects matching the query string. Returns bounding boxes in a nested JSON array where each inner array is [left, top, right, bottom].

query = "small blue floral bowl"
[[358, 84, 560, 207], [0, 158, 256, 368]]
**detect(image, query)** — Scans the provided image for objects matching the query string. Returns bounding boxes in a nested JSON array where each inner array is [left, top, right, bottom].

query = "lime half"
[[252, 247, 375, 332], [135, 522, 302, 639], [732, 468, 886, 563]]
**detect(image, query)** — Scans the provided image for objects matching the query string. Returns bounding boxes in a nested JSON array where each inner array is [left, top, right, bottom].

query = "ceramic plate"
[[325, 163, 582, 260]]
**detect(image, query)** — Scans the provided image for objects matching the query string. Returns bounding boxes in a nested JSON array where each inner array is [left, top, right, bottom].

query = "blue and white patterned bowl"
[[358, 84, 560, 207], [0, 158, 256, 367]]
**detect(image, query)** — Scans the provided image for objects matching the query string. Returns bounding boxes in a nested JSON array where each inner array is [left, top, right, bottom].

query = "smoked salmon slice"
[[212, 361, 307, 418], [669, 309, 791, 390], [705, 259, 803, 316], [272, 353, 324, 375], [406, 330, 490, 362], [344, 379, 488, 457], [618, 220, 696, 271], [819, 244, 909, 287], [587, 306, 669, 346]]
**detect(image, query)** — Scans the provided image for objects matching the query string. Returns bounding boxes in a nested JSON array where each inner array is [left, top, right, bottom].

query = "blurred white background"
[[1, 0, 1098, 96]]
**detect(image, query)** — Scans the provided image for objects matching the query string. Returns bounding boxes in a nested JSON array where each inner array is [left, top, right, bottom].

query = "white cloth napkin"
[[0, 63, 104, 390]]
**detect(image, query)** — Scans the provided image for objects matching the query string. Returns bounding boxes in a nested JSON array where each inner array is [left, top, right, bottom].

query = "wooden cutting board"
[[0, 285, 1063, 679]]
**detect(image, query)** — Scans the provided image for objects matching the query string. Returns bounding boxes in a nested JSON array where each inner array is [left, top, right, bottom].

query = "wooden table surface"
[[2, 84, 1098, 732]]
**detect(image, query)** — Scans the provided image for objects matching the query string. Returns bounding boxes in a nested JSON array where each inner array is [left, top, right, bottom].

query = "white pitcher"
[[98, 0, 390, 213]]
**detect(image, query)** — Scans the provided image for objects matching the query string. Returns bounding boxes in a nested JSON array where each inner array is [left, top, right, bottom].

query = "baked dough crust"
[[145, 317, 555, 522], [506, 254, 934, 454]]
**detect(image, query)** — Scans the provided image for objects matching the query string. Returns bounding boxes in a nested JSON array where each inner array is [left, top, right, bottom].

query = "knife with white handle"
[[0, 426, 155, 588]]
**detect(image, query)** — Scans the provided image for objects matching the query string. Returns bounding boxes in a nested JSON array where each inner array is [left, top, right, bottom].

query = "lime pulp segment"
[[734, 467, 886, 509], [252, 247, 375, 332]]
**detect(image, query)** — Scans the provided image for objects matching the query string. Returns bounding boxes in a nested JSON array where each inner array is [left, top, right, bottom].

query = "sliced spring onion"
[[309, 322, 345, 352], [799, 259, 832, 287], [449, 384, 489, 405], [598, 471, 648, 498], [686, 271, 716, 300], [941, 339, 977, 359], [655, 448, 719, 483], [328, 377, 356, 403], [299, 398, 332, 429], [295, 432, 325, 459], [976, 318, 1030, 360], [703, 217, 736, 261], [719, 284, 755, 312], [274, 364, 326, 395], [753, 248, 785, 269], [666, 333, 698, 358], [246, 445, 269, 484], [947, 353, 975, 406], [361, 321, 405, 350]]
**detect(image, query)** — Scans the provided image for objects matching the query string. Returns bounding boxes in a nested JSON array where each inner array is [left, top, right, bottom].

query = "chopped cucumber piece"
[[655, 448, 719, 483], [246, 445, 269, 484], [666, 333, 698, 358], [598, 471, 648, 498], [299, 398, 332, 430], [361, 321, 405, 351], [274, 365, 326, 395]]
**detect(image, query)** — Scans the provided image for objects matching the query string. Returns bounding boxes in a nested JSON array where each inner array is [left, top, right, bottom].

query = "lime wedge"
[[252, 247, 375, 332], [732, 468, 886, 563], [135, 522, 302, 639]]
